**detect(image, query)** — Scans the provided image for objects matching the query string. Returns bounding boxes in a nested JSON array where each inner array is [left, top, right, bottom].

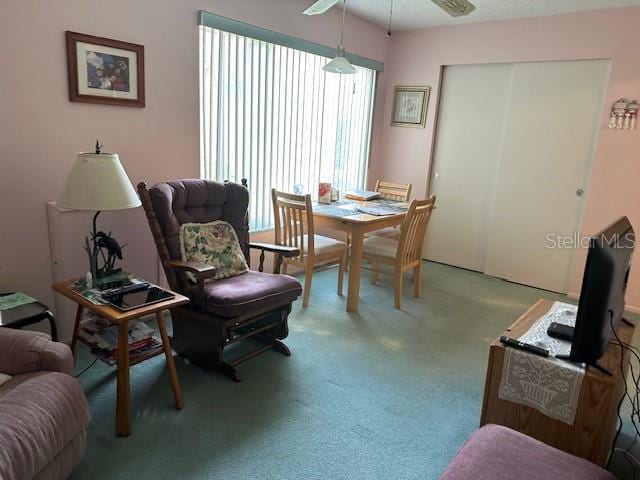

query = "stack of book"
[[344, 189, 380, 201], [79, 313, 162, 365]]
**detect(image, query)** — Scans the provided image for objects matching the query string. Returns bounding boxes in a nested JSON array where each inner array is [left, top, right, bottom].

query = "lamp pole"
[[90, 139, 103, 280], [89, 211, 101, 281]]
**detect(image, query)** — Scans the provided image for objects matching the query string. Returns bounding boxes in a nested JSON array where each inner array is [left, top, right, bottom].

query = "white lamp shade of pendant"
[[323, 54, 357, 75], [57, 153, 141, 211]]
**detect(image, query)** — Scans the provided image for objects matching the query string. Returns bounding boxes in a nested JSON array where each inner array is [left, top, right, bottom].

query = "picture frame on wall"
[[66, 31, 145, 107], [391, 86, 430, 128]]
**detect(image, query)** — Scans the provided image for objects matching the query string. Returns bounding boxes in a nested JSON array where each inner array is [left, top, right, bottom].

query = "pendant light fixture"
[[323, 0, 357, 74]]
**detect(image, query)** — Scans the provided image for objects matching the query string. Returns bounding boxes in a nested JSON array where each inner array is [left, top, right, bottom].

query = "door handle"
[[576, 188, 584, 197]]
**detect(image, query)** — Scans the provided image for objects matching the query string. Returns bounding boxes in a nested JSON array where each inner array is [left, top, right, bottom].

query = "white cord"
[[340, 0, 346, 48]]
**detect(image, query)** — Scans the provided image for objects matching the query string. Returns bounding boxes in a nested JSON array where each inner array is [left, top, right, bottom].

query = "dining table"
[[311, 198, 410, 313]]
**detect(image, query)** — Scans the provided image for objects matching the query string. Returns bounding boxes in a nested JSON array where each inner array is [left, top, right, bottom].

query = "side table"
[[0, 292, 58, 341], [480, 299, 635, 466], [52, 279, 189, 437]]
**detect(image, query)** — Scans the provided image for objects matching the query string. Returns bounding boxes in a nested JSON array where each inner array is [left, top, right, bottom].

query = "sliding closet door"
[[484, 60, 610, 292], [424, 64, 513, 271]]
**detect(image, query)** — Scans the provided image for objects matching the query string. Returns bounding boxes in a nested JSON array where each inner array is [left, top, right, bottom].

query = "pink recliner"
[[0, 328, 90, 480], [440, 424, 614, 480]]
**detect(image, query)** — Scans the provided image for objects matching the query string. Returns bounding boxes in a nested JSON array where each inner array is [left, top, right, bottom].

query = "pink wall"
[[5, 1, 637, 322], [0, 0, 388, 321], [372, 7, 640, 310]]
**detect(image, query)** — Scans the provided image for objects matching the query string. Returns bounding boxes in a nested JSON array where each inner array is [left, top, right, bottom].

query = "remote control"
[[102, 282, 150, 297], [499, 336, 549, 358]]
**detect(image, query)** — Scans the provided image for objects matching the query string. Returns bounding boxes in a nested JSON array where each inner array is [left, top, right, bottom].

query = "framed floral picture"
[[391, 86, 430, 128], [66, 31, 145, 107]]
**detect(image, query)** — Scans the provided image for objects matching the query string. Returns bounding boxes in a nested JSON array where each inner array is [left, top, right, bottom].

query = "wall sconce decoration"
[[608, 98, 639, 130]]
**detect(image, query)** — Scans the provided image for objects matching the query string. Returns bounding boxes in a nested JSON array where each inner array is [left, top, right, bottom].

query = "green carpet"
[[71, 262, 635, 479]]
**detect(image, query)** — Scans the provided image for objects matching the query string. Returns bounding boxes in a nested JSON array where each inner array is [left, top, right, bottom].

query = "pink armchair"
[[0, 328, 90, 480]]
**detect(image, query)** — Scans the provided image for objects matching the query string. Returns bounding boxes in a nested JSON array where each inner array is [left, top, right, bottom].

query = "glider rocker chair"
[[138, 179, 302, 382]]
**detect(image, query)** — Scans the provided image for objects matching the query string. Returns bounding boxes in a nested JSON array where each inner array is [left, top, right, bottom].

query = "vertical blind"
[[199, 25, 377, 231]]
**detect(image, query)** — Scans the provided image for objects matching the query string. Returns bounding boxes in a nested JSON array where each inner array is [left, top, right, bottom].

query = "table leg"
[[156, 311, 183, 410], [70, 304, 84, 356], [347, 225, 364, 312], [116, 322, 132, 437]]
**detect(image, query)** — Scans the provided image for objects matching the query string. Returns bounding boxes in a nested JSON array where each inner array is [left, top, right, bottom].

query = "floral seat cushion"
[[179, 221, 248, 281]]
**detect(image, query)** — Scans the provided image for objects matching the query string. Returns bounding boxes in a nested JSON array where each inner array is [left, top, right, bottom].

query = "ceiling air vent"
[[431, 0, 476, 17]]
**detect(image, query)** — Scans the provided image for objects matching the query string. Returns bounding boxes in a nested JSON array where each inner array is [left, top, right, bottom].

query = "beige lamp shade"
[[57, 153, 141, 211]]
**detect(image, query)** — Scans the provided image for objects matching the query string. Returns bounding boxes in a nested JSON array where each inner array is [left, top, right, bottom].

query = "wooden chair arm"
[[164, 260, 216, 310], [164, 260, 217, 280], [248, 242, 300, 274]]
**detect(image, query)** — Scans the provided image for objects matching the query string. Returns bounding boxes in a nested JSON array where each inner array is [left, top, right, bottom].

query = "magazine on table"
[[79, 313, 155, 351], [78, 310, 160, 365], [90, 337, 163, 366]]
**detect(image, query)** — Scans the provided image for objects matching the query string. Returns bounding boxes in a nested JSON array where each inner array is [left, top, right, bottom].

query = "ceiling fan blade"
[[303, 0, 341, 15], [431, 0, 476, 17]]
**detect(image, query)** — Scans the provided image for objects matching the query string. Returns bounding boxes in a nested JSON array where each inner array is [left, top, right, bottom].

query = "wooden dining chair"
[[362, 195, 436, 309], [374, 179, 412, 202], [272, 189, 348, 308], [368, 180, 413, 241], [346, 179, 413, 254]]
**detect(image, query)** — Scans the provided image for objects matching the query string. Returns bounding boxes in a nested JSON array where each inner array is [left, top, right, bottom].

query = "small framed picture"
[[391, 86, 430, 128], [66, 31, 145, 107]]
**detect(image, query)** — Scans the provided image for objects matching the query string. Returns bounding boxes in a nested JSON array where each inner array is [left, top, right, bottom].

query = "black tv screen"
[[570, 217, 635, 366]]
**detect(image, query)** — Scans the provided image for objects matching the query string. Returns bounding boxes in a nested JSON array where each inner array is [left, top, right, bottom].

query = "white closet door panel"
[[425, 64, 513, 271], [484, 60, 610, 292]]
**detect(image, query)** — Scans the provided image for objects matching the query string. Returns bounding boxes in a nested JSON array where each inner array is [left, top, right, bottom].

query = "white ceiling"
[[314, 0, 640, 31]]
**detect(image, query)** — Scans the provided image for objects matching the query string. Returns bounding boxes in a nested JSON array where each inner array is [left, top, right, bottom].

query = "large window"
[[199, 25, 377, 230]]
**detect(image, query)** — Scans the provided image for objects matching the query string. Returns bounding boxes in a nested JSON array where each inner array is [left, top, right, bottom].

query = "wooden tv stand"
[[480, 299, 636, 466]]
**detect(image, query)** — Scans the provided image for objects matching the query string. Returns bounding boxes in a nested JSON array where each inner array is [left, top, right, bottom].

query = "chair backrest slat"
[[374, 179, 412, 202], [397, 195, 436, 265], [272, 188, 314, 262]]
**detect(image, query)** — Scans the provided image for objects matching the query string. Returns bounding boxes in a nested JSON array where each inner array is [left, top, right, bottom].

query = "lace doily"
[[498, 301, 586, 425]]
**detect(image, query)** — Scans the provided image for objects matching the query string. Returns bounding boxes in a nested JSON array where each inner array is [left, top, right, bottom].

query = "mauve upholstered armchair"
[[440, 424, 614, 480], [138, 179, 302, 382], [0, 328, 90, 480]]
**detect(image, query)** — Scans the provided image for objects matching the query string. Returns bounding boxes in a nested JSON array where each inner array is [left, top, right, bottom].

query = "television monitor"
[[569, 216, 635, 368]]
